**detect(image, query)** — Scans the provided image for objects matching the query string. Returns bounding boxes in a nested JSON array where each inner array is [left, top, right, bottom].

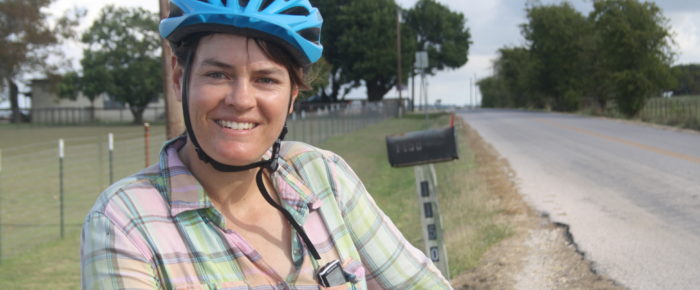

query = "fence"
[[0, 103, 388, 262], [28, 107, 167, 125], [638, 97, 700, 130]]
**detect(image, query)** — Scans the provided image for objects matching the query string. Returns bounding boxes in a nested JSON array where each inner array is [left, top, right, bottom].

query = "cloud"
[[654, 0, 700, 12], [668, 12, 700, 64]]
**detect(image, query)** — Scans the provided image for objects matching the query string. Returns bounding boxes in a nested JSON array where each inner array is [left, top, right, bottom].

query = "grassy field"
[[0, 114, 512, 288], [638, 96, 700, 130], [323, 113, 511, 278], [0, 124, 167, 263]]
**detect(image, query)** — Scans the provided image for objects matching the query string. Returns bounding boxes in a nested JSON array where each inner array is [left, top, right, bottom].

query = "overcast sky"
[[22, 0, 700, 107]]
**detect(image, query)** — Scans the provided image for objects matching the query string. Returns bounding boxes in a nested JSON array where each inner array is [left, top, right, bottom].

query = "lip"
[[214, 118, 260, 133]]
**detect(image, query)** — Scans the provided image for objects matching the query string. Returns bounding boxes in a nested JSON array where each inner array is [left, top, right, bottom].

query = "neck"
[[179, 139, 270, 209]]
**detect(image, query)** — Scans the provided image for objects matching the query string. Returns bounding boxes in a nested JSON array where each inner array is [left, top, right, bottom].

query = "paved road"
[[459, 109, 700, 290]]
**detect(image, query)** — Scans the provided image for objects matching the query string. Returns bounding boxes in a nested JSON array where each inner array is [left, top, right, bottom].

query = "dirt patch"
[[450, 122, 625, 290]]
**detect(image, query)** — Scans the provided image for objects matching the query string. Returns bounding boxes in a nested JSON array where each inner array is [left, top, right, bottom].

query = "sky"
[[7, 0, 700, 108]]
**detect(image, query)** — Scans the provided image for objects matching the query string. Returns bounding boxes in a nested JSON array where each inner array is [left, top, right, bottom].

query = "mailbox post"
[[386, 125, 458, 279]]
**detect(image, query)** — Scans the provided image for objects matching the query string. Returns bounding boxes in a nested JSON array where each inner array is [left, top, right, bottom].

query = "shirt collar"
[[159, 136, 320, 219]]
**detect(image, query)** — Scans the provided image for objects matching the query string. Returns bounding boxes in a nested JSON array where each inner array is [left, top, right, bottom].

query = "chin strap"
[[180, 47, 320, 261]]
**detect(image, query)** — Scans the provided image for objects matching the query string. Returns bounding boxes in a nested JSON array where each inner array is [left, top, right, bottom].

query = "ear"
[[171, 55, 183, 102], [289, 85, 299, 114]]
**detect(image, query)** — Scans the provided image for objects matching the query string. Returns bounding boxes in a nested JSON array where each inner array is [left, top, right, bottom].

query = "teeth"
[[217, 120, 255, 130]]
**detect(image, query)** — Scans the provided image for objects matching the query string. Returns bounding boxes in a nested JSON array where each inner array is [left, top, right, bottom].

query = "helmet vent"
[[239, 0, 249, 7], [169, 3, 184, 17], [259, 0, 274, 11], [280, 6, 309, 16], [298, 27, 320, 43]]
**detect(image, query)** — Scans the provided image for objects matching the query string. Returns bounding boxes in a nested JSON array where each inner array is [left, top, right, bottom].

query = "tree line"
[[1, 0, 472, 124], [479, 0, 698, 117]]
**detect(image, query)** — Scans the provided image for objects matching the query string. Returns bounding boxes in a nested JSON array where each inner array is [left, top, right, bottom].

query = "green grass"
[[0, 124, 167, 262], [322, 113, 512, 278], [0, 228, 82, 289], [0, 114, 512, 287]]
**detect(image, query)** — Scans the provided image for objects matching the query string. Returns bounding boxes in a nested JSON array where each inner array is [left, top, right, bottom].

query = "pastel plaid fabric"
[[81, 136, 451, 289]]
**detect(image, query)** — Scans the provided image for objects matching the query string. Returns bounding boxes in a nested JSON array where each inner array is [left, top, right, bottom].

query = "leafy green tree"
[[494, 47, 537, 108], [670, 64, 700, 96], [67, 5, 162, 124], [0, 0, 81, 122], [477, 76, 509, 108], [521, 2, 591, 111], [310, 0, 357, 102], [405, 0, 471, 75], [590, 0, 674, 117], [335, 0, 416, 102]]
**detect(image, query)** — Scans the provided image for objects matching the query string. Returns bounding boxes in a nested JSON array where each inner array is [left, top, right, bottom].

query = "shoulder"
[[278, 141, 354, 182], [279, 141, 345, 168], [86, 163, 167, 225], [278, 141, 362, 199]]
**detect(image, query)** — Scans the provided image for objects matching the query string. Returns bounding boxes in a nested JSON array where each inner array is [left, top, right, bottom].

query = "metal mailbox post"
[[385, 126, 458, 279]]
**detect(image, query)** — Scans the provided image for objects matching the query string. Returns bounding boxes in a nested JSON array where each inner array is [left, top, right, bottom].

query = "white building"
[[30, 79, 165, 124]]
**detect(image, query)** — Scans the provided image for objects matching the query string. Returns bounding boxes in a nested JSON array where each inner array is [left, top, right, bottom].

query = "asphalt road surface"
[[459, 109, 700, 290]]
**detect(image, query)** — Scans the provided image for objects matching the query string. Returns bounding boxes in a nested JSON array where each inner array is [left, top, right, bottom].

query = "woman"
[[81, 0, 451, 289]]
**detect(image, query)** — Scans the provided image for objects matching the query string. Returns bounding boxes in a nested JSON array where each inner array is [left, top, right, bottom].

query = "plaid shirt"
[[81, 136, 451, 289]]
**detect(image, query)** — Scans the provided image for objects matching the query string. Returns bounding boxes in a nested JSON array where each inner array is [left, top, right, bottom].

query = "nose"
[[224, 79, 256, 110]]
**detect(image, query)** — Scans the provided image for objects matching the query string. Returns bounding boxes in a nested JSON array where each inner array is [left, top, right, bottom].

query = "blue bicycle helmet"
[[160, 0, 323, 65]]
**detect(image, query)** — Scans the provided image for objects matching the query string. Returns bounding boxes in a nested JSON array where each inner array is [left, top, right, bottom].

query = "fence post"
[[108, 133, 114, 184], [58, 139, 65, 239], [144, 123, 151, 167]]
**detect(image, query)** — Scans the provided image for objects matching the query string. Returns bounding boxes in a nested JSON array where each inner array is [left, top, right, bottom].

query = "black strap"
[[256, 167, 321, 260]]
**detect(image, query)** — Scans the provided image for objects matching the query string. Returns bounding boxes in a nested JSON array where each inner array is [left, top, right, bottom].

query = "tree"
[[0, 0, 81, 123], [494, 47, 537, 108], [670, 64, 700, 96], [405, 0, 471, 76], [521, 2, 591, 111], [477, 76, 509, 108], [69, 5, 162, 124], [310, 0, 358, 102], [334, 0, 417, 102], [590, 0, 674, 117]]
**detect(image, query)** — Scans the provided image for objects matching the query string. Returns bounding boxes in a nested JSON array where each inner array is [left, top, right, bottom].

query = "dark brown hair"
[[171, 32, 311, 91]]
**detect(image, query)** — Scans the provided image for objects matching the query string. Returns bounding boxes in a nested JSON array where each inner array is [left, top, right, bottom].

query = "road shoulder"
[[450, 121, 624, 290]]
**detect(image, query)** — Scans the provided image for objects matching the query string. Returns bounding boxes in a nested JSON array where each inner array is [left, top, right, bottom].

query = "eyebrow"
[[201, 58, 234, 69], [200, 58, 285, 75]]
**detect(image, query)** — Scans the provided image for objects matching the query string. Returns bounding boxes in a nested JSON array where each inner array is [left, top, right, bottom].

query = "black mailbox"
[[386, 127, 459, 167]]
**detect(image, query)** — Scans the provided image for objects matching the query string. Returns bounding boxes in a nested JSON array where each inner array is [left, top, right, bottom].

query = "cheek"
[[189, 86, 224, 111], [260, 94, 291, 118]]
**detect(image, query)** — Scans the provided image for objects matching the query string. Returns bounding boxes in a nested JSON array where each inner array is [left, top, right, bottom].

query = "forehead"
[[194, 33, 279, 67]]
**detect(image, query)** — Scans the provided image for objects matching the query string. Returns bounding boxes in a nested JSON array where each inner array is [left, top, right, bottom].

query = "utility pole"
[[469, 77, 473, 109], [473, 74, 477, 109], [160, 0, 184, 138], [396, 9, 403, 117]]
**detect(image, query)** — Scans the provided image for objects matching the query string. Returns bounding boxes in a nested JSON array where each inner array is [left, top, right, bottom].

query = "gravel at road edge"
[[450, 122, 625, 290]]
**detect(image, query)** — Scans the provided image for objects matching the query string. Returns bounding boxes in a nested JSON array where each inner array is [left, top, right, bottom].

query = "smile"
[[216, 120, 257, 130]]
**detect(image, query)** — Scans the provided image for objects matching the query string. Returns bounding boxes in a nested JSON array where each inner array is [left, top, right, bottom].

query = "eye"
[[205, 72, 228, 79], [256, 77, 278, 84]]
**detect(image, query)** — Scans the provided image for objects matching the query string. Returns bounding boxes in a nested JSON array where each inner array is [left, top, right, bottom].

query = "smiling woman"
[[79, 0, 450, 289]]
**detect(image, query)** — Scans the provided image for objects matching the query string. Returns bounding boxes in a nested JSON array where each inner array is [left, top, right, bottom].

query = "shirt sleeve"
[[81, 211, 159, 289], [326, 153, 452, 289]]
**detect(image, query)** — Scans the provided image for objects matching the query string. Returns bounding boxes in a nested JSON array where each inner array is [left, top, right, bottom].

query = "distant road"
[[459, 109, 700, 290]]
